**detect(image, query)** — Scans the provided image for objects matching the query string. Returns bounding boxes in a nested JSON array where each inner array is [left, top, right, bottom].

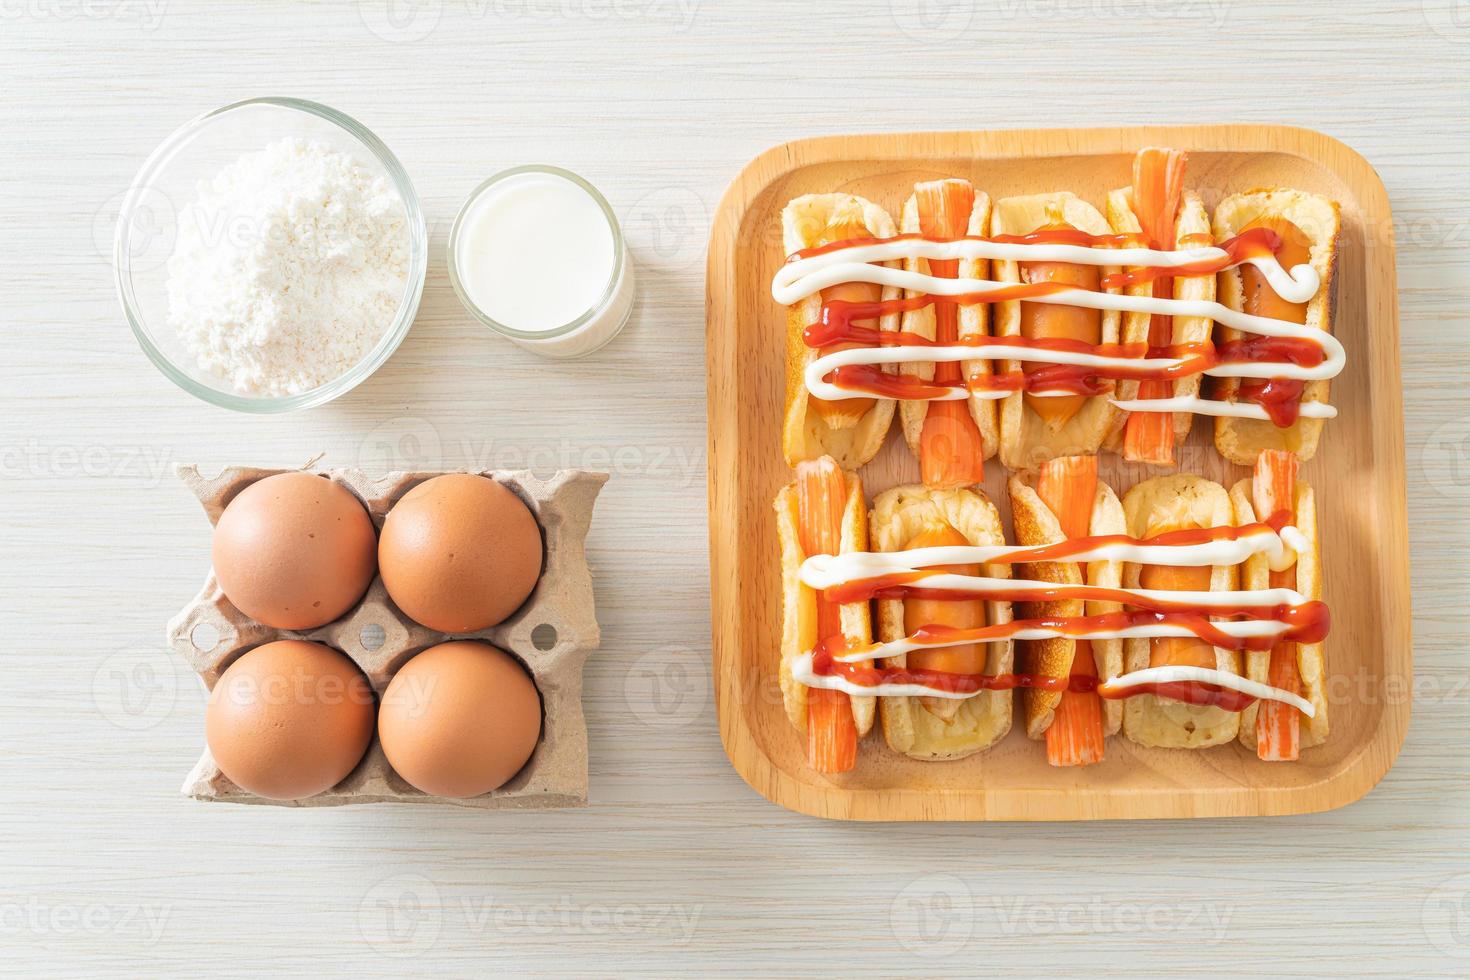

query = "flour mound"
[[166, 138, 409, 397]]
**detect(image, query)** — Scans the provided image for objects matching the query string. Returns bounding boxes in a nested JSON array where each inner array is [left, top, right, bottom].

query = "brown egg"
[[377, 474, 542, 632], [205, 640, 376, 800], [378, 641, 542, 798], [212, 472, 377, 630]]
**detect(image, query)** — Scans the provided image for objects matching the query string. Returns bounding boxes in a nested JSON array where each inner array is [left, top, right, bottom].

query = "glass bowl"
[[113, 97, 428, 413]]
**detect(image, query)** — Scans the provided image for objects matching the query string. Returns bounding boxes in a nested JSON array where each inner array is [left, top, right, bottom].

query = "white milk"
[[450, 167, 634, 358]]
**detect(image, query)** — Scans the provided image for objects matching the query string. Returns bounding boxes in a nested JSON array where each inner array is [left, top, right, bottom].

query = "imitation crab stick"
[[1019, 216, 1102, 430], [1036, 455, 1104, 767], [1252, 449, 1303, 761], [1122, 147, 1188, 467], [810, 217, 879, 427], [796, 457, 858, 773], [902, 522, 987, 721], [914, 179, 986, 487]]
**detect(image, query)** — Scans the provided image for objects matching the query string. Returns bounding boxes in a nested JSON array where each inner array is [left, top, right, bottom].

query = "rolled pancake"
[[1212, 188, 1340, 464], [1120, 473, 1242, 749], [780, 194, 899, 469], [870, 485, 1012, 760]]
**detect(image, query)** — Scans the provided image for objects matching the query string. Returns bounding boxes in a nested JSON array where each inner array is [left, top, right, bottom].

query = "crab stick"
[[914, 179, 987, 487], [1252, 449, 1302, 761], [1036, 455, 1105, 767], [796, 458, 859, 773], [1122, 147, 1188, 466]]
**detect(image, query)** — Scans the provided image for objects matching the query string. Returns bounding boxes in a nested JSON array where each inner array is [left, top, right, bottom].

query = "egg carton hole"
[[191, 622, 221, 651]]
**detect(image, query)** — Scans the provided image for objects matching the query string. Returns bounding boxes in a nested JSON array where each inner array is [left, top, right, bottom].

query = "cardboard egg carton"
[[167, 464, 607, 809]]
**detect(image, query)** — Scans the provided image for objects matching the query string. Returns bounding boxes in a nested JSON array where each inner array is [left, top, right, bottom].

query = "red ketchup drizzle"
[[821, 594, 1329, 651], [1100, 226, 1283, 289], [812, 635, 1261, 713], [1237, 379, 1307, 427], [827, 517, 1297, 582], [1103, 681, 1256, 713], [795, 227, 1318, 427], [807, 516, 1330, 714], [789, 228, 1137, 262]]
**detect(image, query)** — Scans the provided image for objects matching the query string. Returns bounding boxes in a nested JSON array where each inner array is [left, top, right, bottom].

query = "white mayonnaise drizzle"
[[791, 650, 973, 700], [772, 238, 1318, 306], [799, 524, 1306, 585], [1109, 395, 1337, 421], [1273, 526, 1310, 574], [830, 618, 1289, 663], [798, 569, 1303, 611], [775, 236, 1338, 415], [1098, 666, 1315, 717], [789, 654, 1314, 714], [798, 524, 1314, 701], [800, 286, 1345, 403]]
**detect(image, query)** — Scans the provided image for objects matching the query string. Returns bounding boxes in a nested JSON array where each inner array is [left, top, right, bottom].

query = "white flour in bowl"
[[166, 138, 409, 397]]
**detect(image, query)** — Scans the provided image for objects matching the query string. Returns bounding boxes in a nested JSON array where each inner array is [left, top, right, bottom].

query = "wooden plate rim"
[[705, 124, 1410, 821]]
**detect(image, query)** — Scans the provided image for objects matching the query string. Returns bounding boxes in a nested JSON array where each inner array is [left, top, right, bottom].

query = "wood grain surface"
[[3, 2, 1468, 975], [707, 126, 1408, 821]]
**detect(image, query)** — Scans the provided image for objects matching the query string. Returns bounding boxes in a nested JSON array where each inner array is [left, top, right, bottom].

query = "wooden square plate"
[[705, 126, 1409, 820]]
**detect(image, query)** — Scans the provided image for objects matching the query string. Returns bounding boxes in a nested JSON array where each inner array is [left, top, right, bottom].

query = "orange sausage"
[[810, 218, 878, 425], [1019, 221, 1102, 428], [903, 523, 986, 674], [1240, 216, 1312, 325], [1140, 557, 1215, 669], [903, 522, 987, 719]]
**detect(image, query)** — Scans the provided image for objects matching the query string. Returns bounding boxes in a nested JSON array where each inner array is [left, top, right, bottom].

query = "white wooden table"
[[5, 3, 1469, 975]]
